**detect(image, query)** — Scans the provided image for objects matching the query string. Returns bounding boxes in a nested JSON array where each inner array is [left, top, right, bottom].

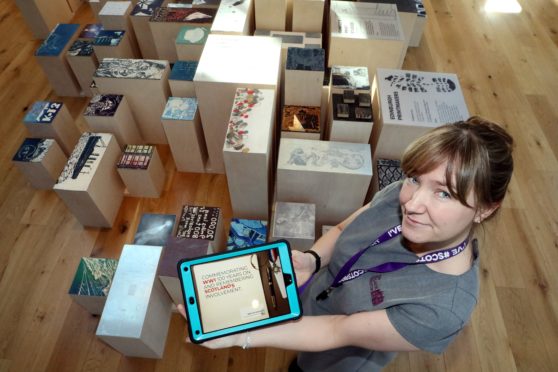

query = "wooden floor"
[[1, 0, 557, 371]]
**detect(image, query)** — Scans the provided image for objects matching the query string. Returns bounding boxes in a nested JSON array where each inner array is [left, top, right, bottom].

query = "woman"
[[178, 116, 514, 371]]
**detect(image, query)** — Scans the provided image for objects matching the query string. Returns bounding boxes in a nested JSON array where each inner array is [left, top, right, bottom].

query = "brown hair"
[[400, 116, 514, 213]]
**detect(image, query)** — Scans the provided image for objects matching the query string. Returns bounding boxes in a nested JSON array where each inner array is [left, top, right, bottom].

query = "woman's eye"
[[407, 176, 418, 184], [437, 190, 451, 199]]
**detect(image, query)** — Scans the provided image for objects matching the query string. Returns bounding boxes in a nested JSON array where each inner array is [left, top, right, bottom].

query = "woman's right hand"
[[291, 250, 317, 288]]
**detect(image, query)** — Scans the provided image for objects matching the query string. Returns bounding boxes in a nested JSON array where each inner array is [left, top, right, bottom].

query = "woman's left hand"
[[176, 304, 244, 349]]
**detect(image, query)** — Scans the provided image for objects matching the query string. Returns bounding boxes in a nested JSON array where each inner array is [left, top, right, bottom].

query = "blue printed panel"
[[79, 24, 104, 39], [226, 219, 268, 250], [24, 101, 63, 124], [170, 61, 198, 81], [68, 257, 118, 297], [36, 24, 80, 56], [68, 40, 94, 57], [94, 30, 125, 46], [12, 138, 54, 162], [286, 47, 325, 71], [162, 97, 198, 121]]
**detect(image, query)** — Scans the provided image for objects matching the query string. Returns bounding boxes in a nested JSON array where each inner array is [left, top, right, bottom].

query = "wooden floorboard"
[[0, 0, 557, 371]]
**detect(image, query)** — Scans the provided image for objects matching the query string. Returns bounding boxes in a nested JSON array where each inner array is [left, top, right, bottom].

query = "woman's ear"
[[475, 203, 500, 223]]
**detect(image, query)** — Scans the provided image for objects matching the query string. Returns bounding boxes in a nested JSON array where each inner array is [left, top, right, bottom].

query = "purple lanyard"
[[315, 224, 469, 301]]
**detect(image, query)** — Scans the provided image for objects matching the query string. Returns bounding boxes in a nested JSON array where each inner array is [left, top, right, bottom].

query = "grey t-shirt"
[[298, 181, 479, 372]]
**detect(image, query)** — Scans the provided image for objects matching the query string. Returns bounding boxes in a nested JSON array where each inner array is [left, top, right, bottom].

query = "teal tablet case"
[[177, 240, 302, 343]]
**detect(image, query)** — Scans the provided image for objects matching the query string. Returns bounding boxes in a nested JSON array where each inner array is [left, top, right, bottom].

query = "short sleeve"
[[386, 302, 465, 353]]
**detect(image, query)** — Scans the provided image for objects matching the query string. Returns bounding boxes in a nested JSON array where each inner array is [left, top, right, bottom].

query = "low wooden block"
[[68, 257, 118, 315], [270, 201, 315, 251], [284, 47, 324, 106], [210, 0, 253, 35], [14, 0, 74, 39], [117, 146, 166, 198], [130, 0, 165, 59], [161, 97, 208, 172], [93, 30, 136, 60], [67, 40, 98, 97], [23, 101, 81, 156], [223, 88, 276, 220], [99, 1, 141, 58], [276, 138, 373, 225], [54, 133, 125, 228], [281, 105, 320, 139], [330, 65, 371, 95], [83, 94, 142, 148], [175, 26, 209, 61], [96, 244, 172, 359], [255, 0, 287, 31], [194, 35, 281, 173], [158, 238, 213, 305], [12, 138, 67, 189], [35, 23, 81, 97], [94, 58, 171, 144], [149, 7, 217, 63], [176, 205, 225, 253], [292, 0, 324, 33], [226, 218, 268, 250], [371, 68, 469, 159], [329, 2, 405, 75], [328, 91, 373, 143], [169, 61, 198, 97]]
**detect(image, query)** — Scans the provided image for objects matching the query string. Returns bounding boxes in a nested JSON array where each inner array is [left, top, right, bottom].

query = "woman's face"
[[399, 162, 477, 250]]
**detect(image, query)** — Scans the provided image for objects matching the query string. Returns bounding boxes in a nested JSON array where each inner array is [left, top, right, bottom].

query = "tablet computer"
[[177, 240, 302, 343]]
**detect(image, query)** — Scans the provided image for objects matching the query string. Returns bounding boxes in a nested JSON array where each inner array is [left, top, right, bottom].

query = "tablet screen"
[[191, 248, 291, 333]]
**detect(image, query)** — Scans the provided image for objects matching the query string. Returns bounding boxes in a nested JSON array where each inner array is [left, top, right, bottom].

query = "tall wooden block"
[[94, 58, 171, 144], [176, 205, 225, 253], [88, 0, 109, 20], [93, 30, 136, 59], [83, 94, 142, 147], [175, 26, 209, 61], [210, 0, 253, 35], [194, 35, 281, 173], [169, 61, 198, 97], [130, 0, 165, 59], [371, 68, 469, 159], [226, 218, 268, 250], [68, 257, 118, 315], [270, 201, 315, 251], [281, 105, 320, 139], [23, 101, 81, 156], [35, 23, 81, 97], [329, 2, 405, 75], [284, 47, 324, 106], [12, 138, 67, 189], [117, 145, 166, 198], [292, 0, 324, 33], [276, 138, 372, 225], [54, 133, 125, 228], [328, 91, 373, 143], [410, 2, 426, 47], [255, 0, 287, 31], [161, 97, 207, 173], [149, 7, 217, 63], [67, 40, 98, 97], [96, 244, 172, 359], [158, 238, 213, 305], [14, 0, 75, 39], [99, 1, 141, 58], [223, 88, 276, 220]]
